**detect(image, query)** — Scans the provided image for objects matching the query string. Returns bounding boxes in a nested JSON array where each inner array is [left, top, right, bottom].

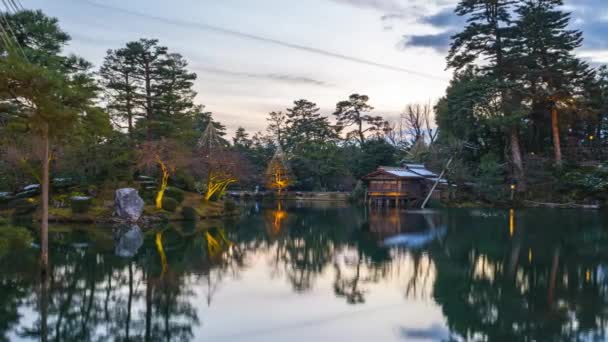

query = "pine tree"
[[285, 99, 336, 148], [448, 0, 526, 189], [266, 111, 287, 147], [100, 48, 138, 139], [512, 0, 589, 164], [101, 39, 197, 141], [233, 126, 252, 149], [333, 94, 384, 145]]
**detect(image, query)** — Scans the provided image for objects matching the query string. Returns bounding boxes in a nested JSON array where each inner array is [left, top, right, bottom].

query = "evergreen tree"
[[233, 126, 252, 149], [333, 94, 384, 145], [99, 47, 138, 139], [101, 39, 197, 141], [448, 0, 527, 189], [285, 99, 336, 148], [266, 111, 287, 146], [512, 0, 590, 164]]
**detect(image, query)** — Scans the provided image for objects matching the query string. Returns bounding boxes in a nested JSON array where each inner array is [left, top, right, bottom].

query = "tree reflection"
[[432, 209, 608, 341], [2, 207, 608, 341]]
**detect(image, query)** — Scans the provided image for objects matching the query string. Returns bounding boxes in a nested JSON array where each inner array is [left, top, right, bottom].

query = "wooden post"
[[422, 157, 453, 209]]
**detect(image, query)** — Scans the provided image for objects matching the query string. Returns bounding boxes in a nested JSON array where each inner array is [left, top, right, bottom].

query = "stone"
[[114, 225, 144, 258], [115, 188, 144, 222]]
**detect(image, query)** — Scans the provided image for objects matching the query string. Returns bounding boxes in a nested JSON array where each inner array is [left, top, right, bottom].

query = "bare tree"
[[401, 103, 438, 145]]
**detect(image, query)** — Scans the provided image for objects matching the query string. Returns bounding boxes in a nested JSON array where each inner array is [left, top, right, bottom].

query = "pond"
[[1, 204, 608, 341]]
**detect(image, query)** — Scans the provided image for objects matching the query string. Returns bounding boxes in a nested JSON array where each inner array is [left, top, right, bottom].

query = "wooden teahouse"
[[362, 163, 447, 207]]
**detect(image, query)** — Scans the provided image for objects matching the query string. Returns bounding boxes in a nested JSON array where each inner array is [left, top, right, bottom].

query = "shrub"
[[224, 198, 237, 212], [11, 198, 37, 215], [165, 187, 185, 204], [173, 170, 196, 192], [140, 189, 157, 205], [70, 196, 92, 214], [181, 206, 198, 221], [162, 197, 179, 212]]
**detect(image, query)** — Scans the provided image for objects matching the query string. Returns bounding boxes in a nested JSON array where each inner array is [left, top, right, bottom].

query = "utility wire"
[[0, 0, 28, 61], [75, 0, 447, 82]]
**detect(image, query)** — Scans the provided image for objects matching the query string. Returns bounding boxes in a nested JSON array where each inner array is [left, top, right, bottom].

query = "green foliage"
[[70, 197, 91, 214], [333, 94, 384, 144], [475, 153, 506, 203], [181, 206, 198, 221], [349, 180, 366, 203], [0, 226, 33, 260], [350, 139, 397, 179], [161, 197, 179, 212], [11, 198, 37, 216], [100, 38, 197, 141], [559, 166, 608, 201], [165, 187, 185, 204], [172, 170, 196, 192]]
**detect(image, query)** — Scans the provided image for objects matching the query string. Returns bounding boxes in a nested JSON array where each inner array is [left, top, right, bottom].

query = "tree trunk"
[[41, 123, 50, 274], [358, 119, 365, 146], [144, 62, 153, 141], [40, 273, 49, 342], [509, 127, 526, 191], [547, 247, 560, 309], [551, 107, 562, 165]]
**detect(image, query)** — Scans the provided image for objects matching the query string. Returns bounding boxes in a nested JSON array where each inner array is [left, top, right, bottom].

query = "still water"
[[2, 203, 608, 341]]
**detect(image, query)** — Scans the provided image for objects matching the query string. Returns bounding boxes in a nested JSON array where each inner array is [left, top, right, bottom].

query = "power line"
[[75, 0, 447, 82], [0, 0, 29, 61]]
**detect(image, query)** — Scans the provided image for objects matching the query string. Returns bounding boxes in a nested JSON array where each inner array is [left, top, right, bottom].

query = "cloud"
[[329, 0, 407, 13], [400, 0, 608, 59], [400, 7, 462, 52], [404, 33, 453, 52], [194, 66, 331, 87], [397, 324, 450, 340], [78, 0, 444, 80]]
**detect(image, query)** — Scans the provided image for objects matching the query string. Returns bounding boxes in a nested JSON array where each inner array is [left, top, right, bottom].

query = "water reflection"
[[0, 206, 607, 341]]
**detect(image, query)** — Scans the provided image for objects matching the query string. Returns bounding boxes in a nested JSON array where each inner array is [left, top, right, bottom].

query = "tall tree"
[[448, 0, 527, 189], [285, 99, 336, 147], [0, 55, 96, 272], [266, 111, 287, 146], [99, 48, 138, 139], [0, 10, 97, 272], [233, 126, 252, 149], [333, 94, 384, 145], [512, 0, 589, 165], [102, 39, 197, 141]]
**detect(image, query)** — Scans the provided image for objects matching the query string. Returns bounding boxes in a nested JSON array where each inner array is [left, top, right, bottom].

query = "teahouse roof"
[[402, 164, 438, 178], [362, 164, 442, 181]]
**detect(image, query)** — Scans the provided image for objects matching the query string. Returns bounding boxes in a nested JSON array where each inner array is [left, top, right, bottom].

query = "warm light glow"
[[589, 135, 594, 141], [268, 202, 287, 236], [266, 146, 293, 196], [205, 231, 221, 257], [510, 184, 516, 190], [509, 209, 515, 237], [155, 154, 170, 209], [155, 231, 168, 277], [205, 228, 233, 258], [586, 270, 591, 283], [528, 249, 533, 263], [205, 172, 237, 201]]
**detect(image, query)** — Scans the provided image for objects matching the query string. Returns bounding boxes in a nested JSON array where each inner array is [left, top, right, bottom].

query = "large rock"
[[115, 188, 144, 222], [114, 225, 144, 258]]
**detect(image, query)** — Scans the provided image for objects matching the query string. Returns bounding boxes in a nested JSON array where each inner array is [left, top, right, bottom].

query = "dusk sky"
[[24, 0, 608, 134]]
